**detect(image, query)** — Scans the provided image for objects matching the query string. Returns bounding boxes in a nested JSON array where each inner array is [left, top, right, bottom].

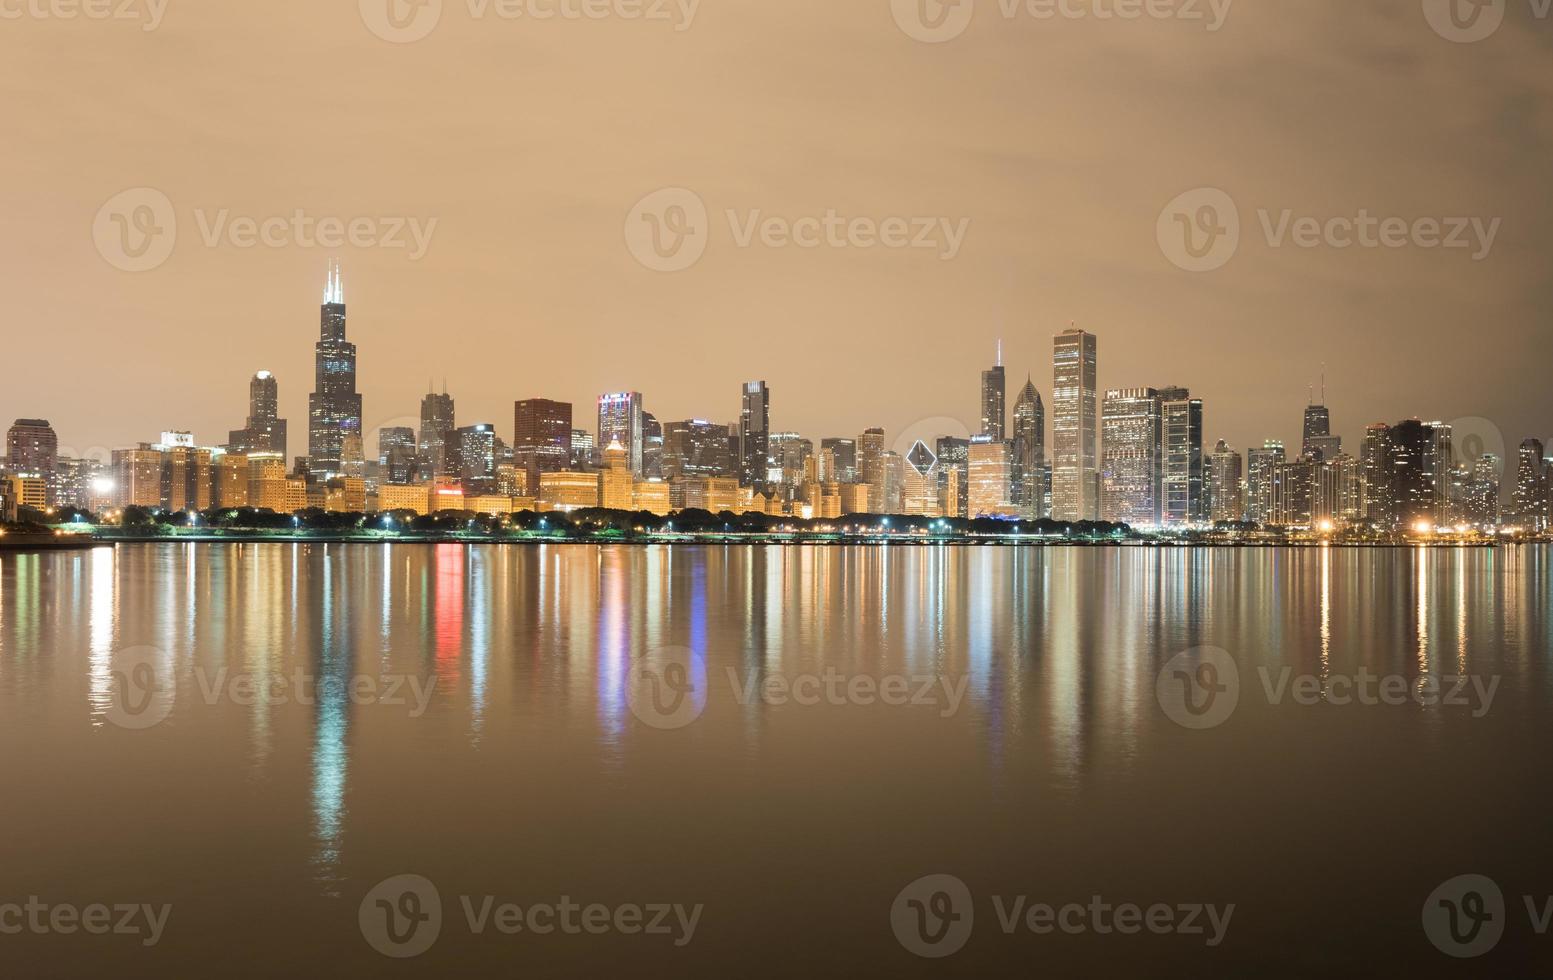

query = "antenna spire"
[[323, 260, 344, 305], [996, 338, 1003, 368]]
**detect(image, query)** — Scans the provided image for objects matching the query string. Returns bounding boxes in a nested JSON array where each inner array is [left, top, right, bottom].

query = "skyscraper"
[[1390, 420, 1438, 530], [1101, 388, 1160, 526], [1515, 439, 1549, 531], [1012, 378, 1045, 519], [1208, 440, 1244, 523], [1053, 328, 1098, 522], [454, 423, 497, 492], [1302, 403, 1340, 460], [6, 419, 58, 504], [378, 426, 418, 485], [1246, 440, 1286, 525], [1162, 393, 1205, 525], [663, 420, 734, 480], [858, 427, 886, 513], [419, 389, 456, 479], [740, 382, 771, 488], [981, 342, 1006, 441], [820, 438, 858, 483], [306, 262, 363, 481], [229, 371, 288, 460], [1361, 423, 1394, 526], [598, 392, 645, 476], [514, 399, 573, 483], [967, 436, 1015, 518]]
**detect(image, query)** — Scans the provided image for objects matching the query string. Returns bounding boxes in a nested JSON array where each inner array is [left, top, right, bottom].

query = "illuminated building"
[[1053, 328, 1099, 521], [6, 419, 57, 506], [903, 441, 941, 516], [820, 438, 857, 483], [228, 371, 288, 459], [465, 494, 515, 517], [839, 483, 872, 515], [662, 420, 733, 480], [377, 483, 431, 515], [378, 426, 418, 485], [325, 477, 367, 513], [1461, 454, 1501, 527], [981, 342, 1006, 441], [936, 436, 969, 519], [1388, 420, 1439, 530], [1101, 387, 1160, 526], [1426, 421, 1453, 525], [739, 381, 771, 488], [1361, 424, 1394, 526], [156, 433, 213, 512], [1515, 439, 1549, 531], [601, 441, 635, 510], [598, 392, 645, 476], [967, 436, 1016, 518], [633, 479, 672, 516], [495, 463, 526, 497], [513, 399, 572, 483], [571, 429, 596, 469], [454, 423, 497, 493], [1312, 453, 1361, 525], [858, 427, 886, 512], [770, 433, 812, 496], [883, 451, 905, 515], [418, 389, 456, 479], [1246, 440, 1285, 525], [307, 262, 364, 481], [429, 482, 466, 513], [1207, 440, 1244, 523], [1270, 457, 1315, 528], [1302, 402, 1340, 461], [1161, 392, 1204, 526], [54, 456, 101, 511], [539, 471, 601, 512], [215, 453, 251, 508], [4, 474, 48, 516], [674, 476, 738, 513], [642, 413, 664, 479], [1013, 378, 1046, 519]]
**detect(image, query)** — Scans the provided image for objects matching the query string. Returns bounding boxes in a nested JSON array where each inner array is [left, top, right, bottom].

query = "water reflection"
[[2, 543, 1551, 895]]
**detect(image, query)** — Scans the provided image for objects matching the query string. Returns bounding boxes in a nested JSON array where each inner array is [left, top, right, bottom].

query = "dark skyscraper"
[[419, 389, 456, 479], [514, 398, 573, 484], [740, 381, 771, 488], [980, 341, 1006, 442], [229, 371, 288, 459], [1012, 378, 1045, 519], [306, 262, 363, 480], [1515, 439, 1549, 530], [6, 419, 58, 505], [821, 438, 858, 483], [378, 426, 417, 485]]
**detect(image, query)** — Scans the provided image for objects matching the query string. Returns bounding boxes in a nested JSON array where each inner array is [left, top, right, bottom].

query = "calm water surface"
[[2, 543, 1552, 977]]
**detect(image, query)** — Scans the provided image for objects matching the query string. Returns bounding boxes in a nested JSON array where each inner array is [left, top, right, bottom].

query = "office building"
[[6, 419, 58, 505], [1053, 328, 1099, 521], [418, 389, 456, 479], [981, 343, 1006, 441], [598, 392, 645, 476], [1246, 440, 1286, 525], [1101, 387, 1161, 526], [228, 371, 288, 460], [1162, 393, 1204, 525], [739, 381, 771, 488], [306, 262, 364, 480], [858, 427, 887, 513], [1012, 379, 1045, 519], [967, 436, 1016, 518], [1207, 440, 1244, 523], [514, 398, 573, 483]]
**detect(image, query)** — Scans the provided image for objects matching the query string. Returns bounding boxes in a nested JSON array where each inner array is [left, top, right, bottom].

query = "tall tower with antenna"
[[307, 260, 364, 480], [981, 340, 1007, 441]]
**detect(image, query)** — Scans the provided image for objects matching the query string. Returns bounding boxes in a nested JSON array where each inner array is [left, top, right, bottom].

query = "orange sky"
[[3, 1, 1550, 466]]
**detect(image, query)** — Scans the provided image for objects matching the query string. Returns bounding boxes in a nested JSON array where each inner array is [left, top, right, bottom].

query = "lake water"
[[2, 543, 1551, 977]]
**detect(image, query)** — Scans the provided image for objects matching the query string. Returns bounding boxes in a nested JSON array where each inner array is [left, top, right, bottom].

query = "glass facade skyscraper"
[[306, 262, 363, 480], [1053, 329, 1098, 522]]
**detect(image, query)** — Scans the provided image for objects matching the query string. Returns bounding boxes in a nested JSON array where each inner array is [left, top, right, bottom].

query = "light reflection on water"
[[1, 542, 1552, 971]]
